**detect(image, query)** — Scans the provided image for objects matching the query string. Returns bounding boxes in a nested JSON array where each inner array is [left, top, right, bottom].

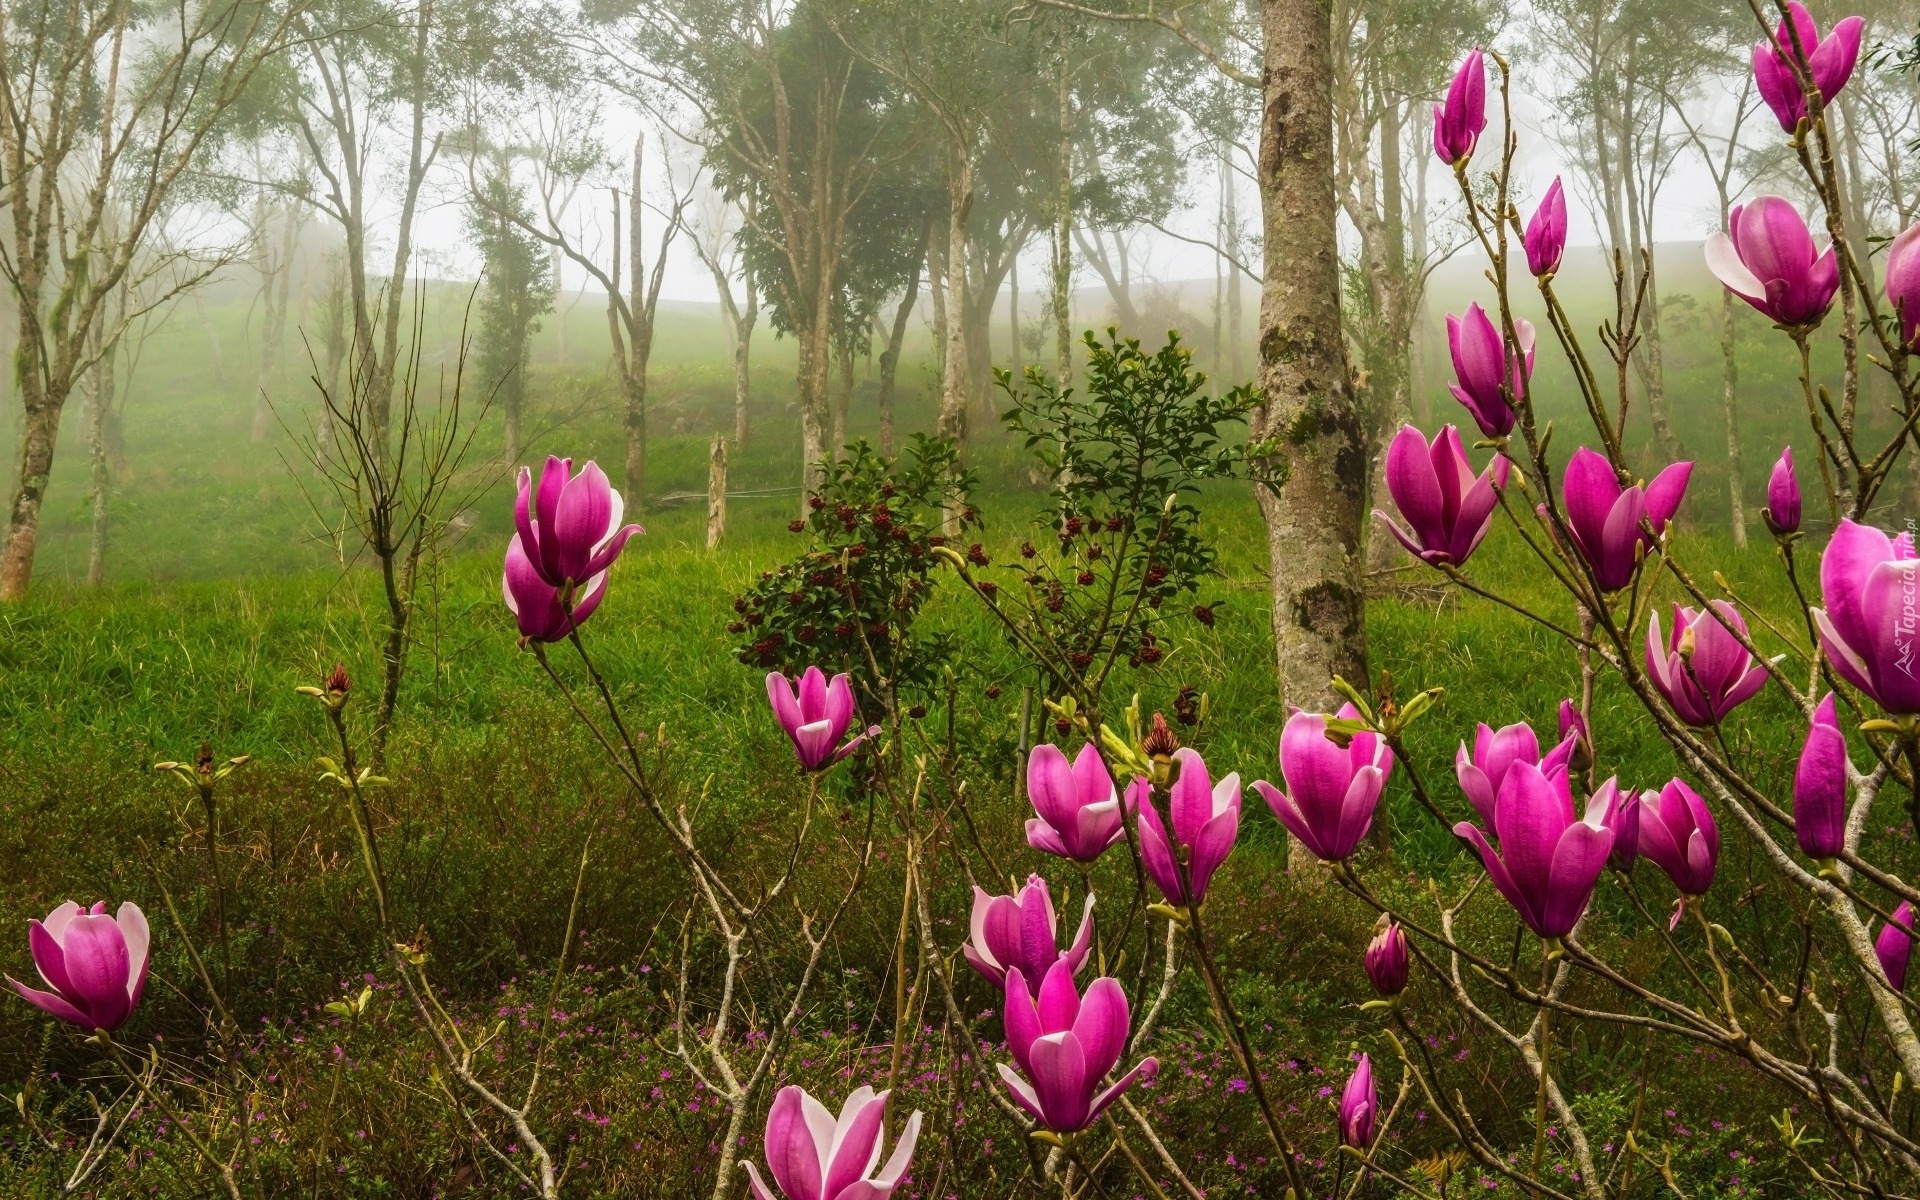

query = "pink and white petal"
[[997, 1063, 1046, 1124], [1813, 607, 1879, 700], [1086, 1056, 1160, 1125], [742, 1161, 781, 1200], [6, 977, 92, 1029]]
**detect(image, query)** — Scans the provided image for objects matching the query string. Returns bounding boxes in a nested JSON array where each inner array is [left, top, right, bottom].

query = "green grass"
[[0, 266, 1891, 1197]]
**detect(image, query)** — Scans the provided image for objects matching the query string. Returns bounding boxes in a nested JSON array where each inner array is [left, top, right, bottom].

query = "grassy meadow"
[[0, 251, 1899, 1197]]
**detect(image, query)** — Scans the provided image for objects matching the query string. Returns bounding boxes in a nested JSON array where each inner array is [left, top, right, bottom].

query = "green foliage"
[[467, 162, 554, 426], [728, 436, 975, 709], [988, 328, 1254, 695]]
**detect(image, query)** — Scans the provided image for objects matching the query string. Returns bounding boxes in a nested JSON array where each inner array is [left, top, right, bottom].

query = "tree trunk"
[[1009, 256, 1022, 380], [877, 259, 922, 457], [252, 209, 297, 444], [833, 340, 854, 453], [86, 336, 115, 587], [1, 385, 59, 600], [939, 147, 973, 443], [1053, 56, 1074, 381], [1719, 291, 1747, 547], [733, 282, 755, 449], [707, 434, 727, 550], [1253, 0, 1367, 872], [798, 322, 831, 508]]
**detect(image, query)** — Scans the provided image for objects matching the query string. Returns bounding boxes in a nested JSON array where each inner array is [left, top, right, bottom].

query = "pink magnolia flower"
[[1454, 763, 1614, 941], [1637, 780, 1719, 898], [1598, 780, 1640, 874], [1558, 698, 1594, 775], [1365, 922, 1409, 998], [1878, 902, 1914, 992], [1433, 49, 1487, 165], [1454, 719, 1576, 830], [1645, 602, 1774, 726], [1558, 447, 1692, 592], [1025, 744, 1126, 863], [1794, 693, 1848, 864], [512, 456, 643, 592], [1888, 223, 1920, 349], [1765, 447, 1801, 536], [1000, 960, 1158, 1133], [1340, 1054, 1378, 1148], [502, 457, 642, 642], [767, 668, 875, 771], [7, 901, 150, 1032], [1254, 705, 1393, 863], [1705, 195, 1839, 329], [1752, 2, 1865, 131], [1446, 304, 1535, 438], [742, 1084, 922, 1200], [1812, 520, 1920, 714], [1134, 748, 1240, 905], [964, 875, 1094, 997], [1525, 178, 1567, 277], [1375, 424, 1510, 567]]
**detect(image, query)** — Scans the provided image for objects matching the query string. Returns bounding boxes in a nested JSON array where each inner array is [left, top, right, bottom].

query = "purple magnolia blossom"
[[504, 536, 608, 643], [1765, 448, 1802, 536], [1446, 304, 1536, 438], [1000, 961, 1158, 1133], [1812, 520, 1920, 714], [1454, 762, 1614, 941], [502, 457, 642, 643], [1365, 922, 1409, 998], [1752, 2, 1865, 131], [1025, 744, 1127, 863], [1254, 705, 1393, 864], [1597, 780, 1640, 873], [1375, 424, 1510, 567], [1433, 49, 1487, 165], [1638, 780, 1719, 898], [767, 668, 875, 771], [512, 456, 644, 592], [1645, 602, 1773, 726], [1454, 719, 1575, 830], [1794, 693, 1849, 864], [1705, 195, 1839, 329], [1340, 1054, 1378, 1148], [1558, 698, 1594, 775], [1525, 178, 1568, 277], [1888, 223, 1920, 349], [1134, 748, 1241, 905], [1558, 447, 1692, 591], [741, 1085, 921, 1200], [964, 876, 1094, 997], [1878, 903, 1914, 992], [7, 901, 150, 1032]]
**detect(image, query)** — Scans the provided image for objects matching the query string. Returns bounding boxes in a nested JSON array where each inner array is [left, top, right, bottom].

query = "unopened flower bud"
[[1142, 713, 1180, 760]]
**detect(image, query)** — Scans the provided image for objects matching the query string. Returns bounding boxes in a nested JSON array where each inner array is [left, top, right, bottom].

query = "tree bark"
[[1720, 291, 1747, 547], [877, 254, 922, 457], [86, 333, 115, 587], [1252, 0, 1367, 874], [733, 281, 755, 449], [623, 137, 648, 502], [939, 147, 973, 443]]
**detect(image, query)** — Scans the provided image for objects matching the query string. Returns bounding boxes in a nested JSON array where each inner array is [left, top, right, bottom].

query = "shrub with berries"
[[730, 437, 975, 710], [968, 329, 1250, 702]]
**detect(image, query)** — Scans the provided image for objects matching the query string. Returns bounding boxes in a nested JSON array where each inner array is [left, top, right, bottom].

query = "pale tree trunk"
[[833, 340, 854, 453], [1254, 0, 1367, 874], [622, 138, 648, 502], [1720, 291, 1747, 547], [85, 329, 116, 587], [929, 234, 949, 388], [1076, 228, 1139, 330], [798, 323, 832, 508], [252, 208, 298, 444], [1009, 256, 1022, 379], [317, 256, 348, 472], [877, 252, 923, 457], [552, 242, 568, 364], [938, 147, 973, 444], [733, 283, 755, 448], [1053, 57, 1074, 381]]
